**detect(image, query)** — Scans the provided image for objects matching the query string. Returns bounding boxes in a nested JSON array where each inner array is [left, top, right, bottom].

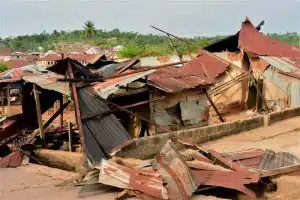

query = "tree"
[[83, 20, 96, 40]]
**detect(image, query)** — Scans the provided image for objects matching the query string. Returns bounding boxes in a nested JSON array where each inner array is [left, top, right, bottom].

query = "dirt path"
[[203, 116, 300, 200], [2, 116, 300, 200]]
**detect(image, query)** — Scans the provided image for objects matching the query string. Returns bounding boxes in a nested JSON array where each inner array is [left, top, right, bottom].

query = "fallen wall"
[[116, 106, 300, 159]]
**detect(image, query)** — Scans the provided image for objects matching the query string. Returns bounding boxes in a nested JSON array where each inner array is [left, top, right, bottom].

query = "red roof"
[[39, 53, 98, 62], [239, 19, 300, 57], [2, 60, 34, 68], [39, 54, 62, 61], [148, 51, 229, 93]]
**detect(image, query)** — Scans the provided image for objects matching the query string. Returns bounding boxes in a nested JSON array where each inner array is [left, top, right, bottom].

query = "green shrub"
[[0, 63, 9, 72], [117, 44, 146, 58]]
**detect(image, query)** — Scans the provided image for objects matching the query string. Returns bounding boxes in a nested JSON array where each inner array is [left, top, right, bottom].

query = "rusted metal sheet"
[[153, 140, 197, 200], [222, 149, 265, 161], [92, 70, 155, 99], [98, 159, 168, 199], [258, 149, 300, 170], [191, 170, 257, 198], [239, 19, 300, 57], [0, 151, 24, 168], [148, 51, 229, 93], [187, 160, 230, 171], [22, 74, 70, 96], [77, 87, 131, 165]]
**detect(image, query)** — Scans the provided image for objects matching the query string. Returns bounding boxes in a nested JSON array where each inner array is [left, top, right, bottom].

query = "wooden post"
[[33, 84, 45, 143], [167, 34, 184, 65], [68, 122, 72, 152], [6, 86, 11, 116], [25, 100, 71, 145], [68, 61, 87, 159], [205, 89, 225, 123], [256, 79, 263, 112], [60, 96, 64, 128], [1, 90, 4, 115]]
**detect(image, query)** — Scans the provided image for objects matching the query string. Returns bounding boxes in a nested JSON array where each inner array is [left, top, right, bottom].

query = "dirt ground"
[[203, 116, 300, 200], [1, 116, 300, 200]]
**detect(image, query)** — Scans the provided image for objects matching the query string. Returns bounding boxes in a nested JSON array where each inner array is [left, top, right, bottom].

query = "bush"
[[117, 44, 146, 58], [0, 63, 9, 72]]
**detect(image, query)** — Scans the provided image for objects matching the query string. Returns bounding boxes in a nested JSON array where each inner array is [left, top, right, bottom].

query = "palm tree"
[[83, 20, 96, 40]]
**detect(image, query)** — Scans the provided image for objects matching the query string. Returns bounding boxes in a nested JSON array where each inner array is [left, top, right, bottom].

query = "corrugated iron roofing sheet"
[[148, 51, 229, 93], [260, 56, 299, 72], [239, 20, 300, 57], [22, 73, 70, 96], [1, 64, 47, 79], [77, 87, 131, 165], [92, 70, 155, 99]]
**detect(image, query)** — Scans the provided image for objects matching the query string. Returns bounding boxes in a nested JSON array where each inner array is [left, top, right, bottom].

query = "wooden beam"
[[167, 34, 183, 65], [25, 100, 71, 145], [68, 122, 73, 152], [6, 87, 11, 116], [67, 61, 87, 164], [205, 89, 225, 122], [97, 96, 170, 133], [60, 96, 64, 128], [33, 84, 45, 143], [81, 97, 165, 121]]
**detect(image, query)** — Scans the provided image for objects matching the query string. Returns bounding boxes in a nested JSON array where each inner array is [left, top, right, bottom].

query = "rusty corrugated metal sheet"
[[260, 56, 299, 72], [239, 19, 300, 57], [148, 51, 228, 93], [97, 159, 168, 199], [22, 74, 70, 96], [92, 70, 155, 99], [258, 149, 300, 170], [77, 87, 131, 165], [0, 151, 24, 168], [153, 140, 197, 200]]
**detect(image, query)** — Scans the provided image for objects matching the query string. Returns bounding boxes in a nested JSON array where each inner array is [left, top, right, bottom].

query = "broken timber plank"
[[33, 84, 45, 143], [205, 89, 225, 122]]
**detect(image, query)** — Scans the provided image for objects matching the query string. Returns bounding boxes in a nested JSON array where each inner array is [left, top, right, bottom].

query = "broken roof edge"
[[147, 81, 212, 93], [93, 69, 156, 99]]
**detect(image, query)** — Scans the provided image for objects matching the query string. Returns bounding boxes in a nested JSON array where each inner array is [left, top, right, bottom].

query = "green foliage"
[[117, 44, 146, 58], [84, 20, 96, 40], [0, 63, 9, 72], [1, 21, 299, 58]]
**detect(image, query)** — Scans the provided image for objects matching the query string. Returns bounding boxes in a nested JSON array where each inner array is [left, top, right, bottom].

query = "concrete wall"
[[151, 89, 209, 132], [116, 107, 300, 159]]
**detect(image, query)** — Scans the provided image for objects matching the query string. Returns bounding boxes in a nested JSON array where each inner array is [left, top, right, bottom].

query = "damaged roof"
[[147, 51, 229, 93], [22, 73, 70, 96], [92, 69, 155, 99], [77, 87, 132, 165], [239, 19, 300, 57]]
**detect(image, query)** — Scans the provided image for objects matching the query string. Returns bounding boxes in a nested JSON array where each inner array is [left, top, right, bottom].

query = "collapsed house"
[[147, 50, 229, 132], [204, 18, 300, 112]]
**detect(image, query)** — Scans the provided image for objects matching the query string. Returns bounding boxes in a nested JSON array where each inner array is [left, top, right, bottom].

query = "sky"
[[0, 0, 299, 38]]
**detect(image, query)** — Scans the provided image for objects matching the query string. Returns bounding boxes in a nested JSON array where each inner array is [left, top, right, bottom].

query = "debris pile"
[[81, 137, 300, 200]]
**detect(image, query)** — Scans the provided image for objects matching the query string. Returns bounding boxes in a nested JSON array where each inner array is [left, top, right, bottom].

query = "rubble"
[[1, 17, 300, 200], [81, 138, 300, 200]]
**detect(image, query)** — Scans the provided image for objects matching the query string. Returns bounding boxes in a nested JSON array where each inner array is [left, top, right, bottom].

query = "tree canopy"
[[0, 20, 299, 58], [84, 20, 96, 40]]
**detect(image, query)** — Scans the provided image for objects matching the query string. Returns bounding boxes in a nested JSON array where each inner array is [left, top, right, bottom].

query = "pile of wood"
[[85, 136, 300, 200]]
